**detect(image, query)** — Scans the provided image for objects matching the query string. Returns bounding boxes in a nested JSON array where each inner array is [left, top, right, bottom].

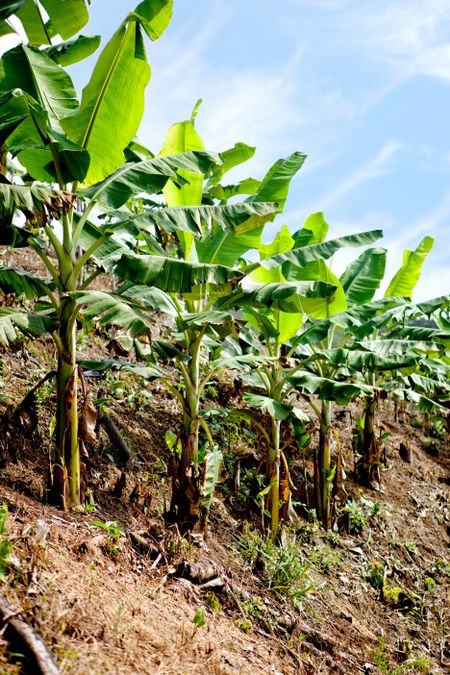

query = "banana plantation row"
[[0, 0, 448, 540]]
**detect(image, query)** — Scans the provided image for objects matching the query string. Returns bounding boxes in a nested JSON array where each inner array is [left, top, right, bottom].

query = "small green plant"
[[423, 576, 436, 592], [383, 586, 424, 621], [367, 561, 385, 590], [241, 531, 313, 609], [309, 546, 341, 573], [342, 500, 368, 534], [0, 502, 13, 580], [235, 618, 252, 634], [435, 558, 450, 576], [204, 592, 221, 615], [373, 635, 433, 675], [193, 607, 206, 628], [91, 520, 125, 558], [403, 541, 417, 556]]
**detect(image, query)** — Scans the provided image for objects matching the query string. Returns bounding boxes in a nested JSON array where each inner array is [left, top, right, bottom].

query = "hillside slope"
[[0, 328, 449, 675]]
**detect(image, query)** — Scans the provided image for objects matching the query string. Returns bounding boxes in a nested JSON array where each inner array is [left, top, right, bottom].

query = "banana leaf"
[[385, 236, 434, 299], [81, 151, 220, 208], [114, 252, 242, 293]]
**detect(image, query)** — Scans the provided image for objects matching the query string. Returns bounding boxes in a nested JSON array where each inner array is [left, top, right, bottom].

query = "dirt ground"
[[0, 275, 448, 673]]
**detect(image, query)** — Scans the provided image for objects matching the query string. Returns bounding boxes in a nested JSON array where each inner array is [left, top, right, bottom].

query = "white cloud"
[[348, 1, 450, 82]]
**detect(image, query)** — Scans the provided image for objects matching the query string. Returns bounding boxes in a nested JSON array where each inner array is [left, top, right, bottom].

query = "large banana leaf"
[[194, 201, 279, 268], [340, 247, 387, 305], [44, 35, 101, 67], [15, 0, 50, 45], [250, 226, 303, 341], [76, 217, 133, 271], [257, 230, 383, 271], [207, 177, 261, 202], [395, 388, 449, 414], [40, 0, 89, 41], [0, 47, 87, 181], [385, 236, 434, 299], [288, 370, 372, 403], [218, 279, 336, 315], [113, 201, 278, 238], [114, 252, 243, 294], [178, 310, 234, 332], [0, 182, 70, 221], [159, 114, 206, 260], [115, 283, 178, 316], [128, 0, 173, 41], [81, 151, 219, 208], [0, 1, 26, 21], [292, 212, 329, 247], [72, 290, 151, 336], [160, 117, 205, 206], [0, 307, 55, 345], [320, 346, 423, 371], [0, 46, 78, 130], [78, 358, 160, 380], [353, 339, 443, 360], [208, 142, 256, 186], [63, 1, 172, 184], [0, 267, 53, 298], [246, 151, 306, 210], [243, 393, 292, 420]]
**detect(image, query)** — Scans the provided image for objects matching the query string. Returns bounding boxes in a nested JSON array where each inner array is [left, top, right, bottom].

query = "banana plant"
[[216, 217, 384, 535], [0, 0, 218, 509], [350, 235, 437, 484], [92, 112, 309, 531]]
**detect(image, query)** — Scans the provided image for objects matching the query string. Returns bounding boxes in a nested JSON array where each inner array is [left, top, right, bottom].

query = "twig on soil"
[[0, 593, 59, 674], [97, 408, 133, 465]]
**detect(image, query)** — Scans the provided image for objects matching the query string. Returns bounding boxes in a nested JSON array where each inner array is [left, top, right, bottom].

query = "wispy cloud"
[[348, 1, 450, 82], [284, 141, 402, 226]]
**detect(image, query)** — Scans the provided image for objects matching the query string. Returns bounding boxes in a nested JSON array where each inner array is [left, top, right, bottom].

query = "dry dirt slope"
[[0, 333, 448, 674]]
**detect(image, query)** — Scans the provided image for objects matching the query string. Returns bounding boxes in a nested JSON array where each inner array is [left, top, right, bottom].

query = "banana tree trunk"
[[169, 332, 203, 532], [361, 394, 380, 485], [267, 418, 281, 540], [317, 400, 332, 529], [52, 298, 80, 509]]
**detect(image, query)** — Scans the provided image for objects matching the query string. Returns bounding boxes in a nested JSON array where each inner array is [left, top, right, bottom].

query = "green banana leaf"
[[159, 113, 206, 259], [340, 247, 387, 305], [257, 230, 383, 271], [288, 370, 372, 403], [72, 290, 152, 337], [0, 307, 55, 345], [15, 0, 50, 45], [113, 201, 278, 238], [114, 252, 243, 294], [243, 392, 292, 420], [0, 267, 53, 298], [44, 35, 101, 67], [177, 310, 235, 332], [200, 445, 223, 519], [206, 177, 261, 202], [78, 358, 160, 380], [218, 279, 337, 321], [115, 283, 178, 316], [40, 0, 89, 40], [63, 1, 172, 184], [0, 1, 26, 21], [128, 0, 173, 41], [385, 236, 434, 299], [81, 151, 220, 208], [246, 151, 307, 210], [208, 142, 256, 186]]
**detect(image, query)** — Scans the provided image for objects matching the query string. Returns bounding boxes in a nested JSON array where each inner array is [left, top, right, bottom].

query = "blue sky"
[[35, 1, 450, 298]]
